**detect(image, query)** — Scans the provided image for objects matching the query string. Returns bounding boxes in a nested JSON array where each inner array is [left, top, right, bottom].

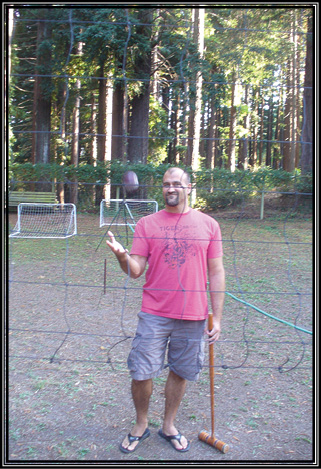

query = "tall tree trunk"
[[300, 13, 313, 174], [32, 9, 52, 191], [179, 15, 192, 165], [97, 65, 106, 163], [96, 71, 113, 202], [279, 84, 285, 165], [90, 92, 97, 204], [7, 7, 16, 192], [228, 71, 237, 171], [291, 10, 298, 170], [199, 107, 206, 159], [162, 85, 170, 117], [7, 7, 15, 132], [187, 7, 204, 174], [57, 82, 67, 203], [238, 84, 250, 170], [168, 87, 181, 164], [112, 81, 124, 163], [162, 84, 171, 160], [250, 86, 259, 167], [215, 108, 222, 168], [294, 17, 301, 169], [128, 9, 152, 165], [180, 82, 189, 164], [7, 7, 15, 81], [70, 41, 83, 205], [128, 89, 150, 164], [121, 81, 129, 164], [119, 8, 131, 163], [273, 100, 280, 169], [104, 77, 113, 200], [283, 14, 297, 173], [295, 58, 301, 169], [151, 8, 160, 99], [168, 88, 176, 164], [283, 57, 293, 172], [90, 93, 97, 166], [266, 97, 274, 167], [206, 96, 216, 170], [258, 94, 264, 166], [96, 64, 106, 203]]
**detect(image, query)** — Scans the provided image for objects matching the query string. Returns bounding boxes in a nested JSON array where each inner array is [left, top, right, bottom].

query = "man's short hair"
[[165, 167, 191, 185]]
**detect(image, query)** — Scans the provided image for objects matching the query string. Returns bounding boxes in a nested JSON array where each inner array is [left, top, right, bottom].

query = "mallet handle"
[[208, 313, 215, 437], [198, 315, 230, 453]]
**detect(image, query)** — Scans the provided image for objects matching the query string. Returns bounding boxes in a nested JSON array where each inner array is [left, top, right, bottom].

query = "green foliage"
[[194, 168, 253, 210], [251, 167, 313, 194], [148, 96, 175, 164], [9, 7, 312, 174], [9, 162, 312, 212], [79, 9, 130, 66], [293, 172, 313, 194], [193, 167, 313, 211]]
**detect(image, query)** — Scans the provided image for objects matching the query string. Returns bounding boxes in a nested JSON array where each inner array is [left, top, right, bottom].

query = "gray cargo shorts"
[[127, 311, 206, 381]]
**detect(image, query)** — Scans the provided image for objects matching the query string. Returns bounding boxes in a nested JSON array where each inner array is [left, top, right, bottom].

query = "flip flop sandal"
[[119, 427, 151, 453], [158, 429, 191, 452]]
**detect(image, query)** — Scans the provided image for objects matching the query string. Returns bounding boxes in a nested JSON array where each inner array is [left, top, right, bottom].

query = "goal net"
[[9, 203, 77, 239], [100, 199, 158, 228]]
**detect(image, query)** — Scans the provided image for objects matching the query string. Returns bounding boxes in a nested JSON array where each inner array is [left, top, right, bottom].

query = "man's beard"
[[165, 193, 179, 206]]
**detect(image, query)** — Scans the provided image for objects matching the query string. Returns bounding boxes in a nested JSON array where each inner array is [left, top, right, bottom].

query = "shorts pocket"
[[197, 338, 205, 369], [127, 335, 141, 372], [127, 335, 168, 376], [169, 337, 205, 381]]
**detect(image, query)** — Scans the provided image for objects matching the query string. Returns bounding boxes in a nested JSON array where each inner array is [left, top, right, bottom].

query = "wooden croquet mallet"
[[198, 313, 229, 453]]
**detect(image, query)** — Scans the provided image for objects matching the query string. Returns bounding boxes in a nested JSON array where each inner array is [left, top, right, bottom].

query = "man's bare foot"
[[119, 424, 150, 453], [158, 427, 190, 452]]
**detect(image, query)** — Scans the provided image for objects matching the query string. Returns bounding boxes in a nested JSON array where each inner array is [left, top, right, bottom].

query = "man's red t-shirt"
[[130, 208, 223, 321]]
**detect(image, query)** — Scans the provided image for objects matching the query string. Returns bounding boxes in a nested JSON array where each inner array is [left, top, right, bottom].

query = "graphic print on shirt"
[[161, 224, 198, 269]]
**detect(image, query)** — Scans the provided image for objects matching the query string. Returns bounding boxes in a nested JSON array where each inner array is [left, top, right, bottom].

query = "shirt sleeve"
[[130, 218, 149, 257], [207, 222, 223, 259]]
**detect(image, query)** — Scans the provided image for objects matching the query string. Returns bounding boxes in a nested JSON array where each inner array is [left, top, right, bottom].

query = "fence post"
[[260, 183, 265, 220]]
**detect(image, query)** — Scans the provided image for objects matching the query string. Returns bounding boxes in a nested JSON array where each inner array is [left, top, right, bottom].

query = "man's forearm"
[[209, 271, 225, 321], [115, 252, 142, 279]]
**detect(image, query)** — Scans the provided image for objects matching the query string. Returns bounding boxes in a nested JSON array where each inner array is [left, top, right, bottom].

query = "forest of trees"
[[6, 6, 314, 205]]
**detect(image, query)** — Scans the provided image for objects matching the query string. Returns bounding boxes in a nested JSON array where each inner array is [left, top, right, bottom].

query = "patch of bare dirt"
[[6, 212, 314, 463]]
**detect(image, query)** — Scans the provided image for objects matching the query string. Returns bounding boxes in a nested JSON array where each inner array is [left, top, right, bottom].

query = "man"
[[106, 167, 225, 453]]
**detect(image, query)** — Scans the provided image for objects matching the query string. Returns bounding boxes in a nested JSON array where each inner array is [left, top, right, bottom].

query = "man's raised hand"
[[106, 231, 128, 256]]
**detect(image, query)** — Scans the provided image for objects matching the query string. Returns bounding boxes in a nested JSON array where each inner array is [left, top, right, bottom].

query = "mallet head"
[[198, 430, 230, 453]]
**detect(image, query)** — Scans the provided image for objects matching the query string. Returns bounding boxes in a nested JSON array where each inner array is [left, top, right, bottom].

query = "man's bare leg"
[[120, 379, 153, 451], [161, 370, 189, 450]]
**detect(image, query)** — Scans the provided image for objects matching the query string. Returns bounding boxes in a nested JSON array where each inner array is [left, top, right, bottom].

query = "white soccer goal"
[[9, 203, 77, 239], [100, 199, 158, 228]]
